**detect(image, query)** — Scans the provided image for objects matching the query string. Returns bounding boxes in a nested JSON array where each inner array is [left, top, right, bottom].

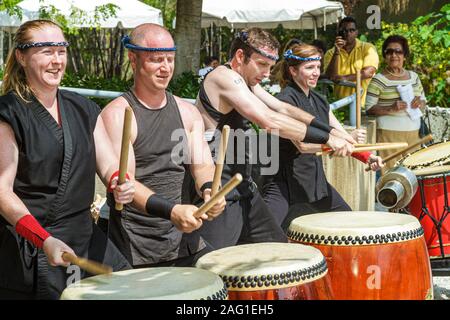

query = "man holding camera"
[[324, 17, 379, 106]]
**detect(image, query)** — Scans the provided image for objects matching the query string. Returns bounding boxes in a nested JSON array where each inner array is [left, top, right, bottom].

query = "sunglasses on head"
[[384, 48, 404, 56]]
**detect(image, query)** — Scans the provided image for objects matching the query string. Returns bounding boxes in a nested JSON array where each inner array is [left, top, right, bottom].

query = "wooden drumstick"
[[351, 143, 408, 152], [316, 142, 408, 156], [194, 173, 243, 219], [62, 252, 112, 275], [355, 67, 362, 130], [320, 142, 401, 153], [365, 134, 433, 171], [211, 125, 230, 196], [354, 143, 394, 147], [115, 107, 133, 211]]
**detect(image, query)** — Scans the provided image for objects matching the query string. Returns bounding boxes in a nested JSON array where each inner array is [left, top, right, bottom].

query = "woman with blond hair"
[[0, 20, 134, 299], [262, 43, 384, 230]]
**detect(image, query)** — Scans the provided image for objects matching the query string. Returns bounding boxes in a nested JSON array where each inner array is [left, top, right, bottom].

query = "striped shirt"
[[365, 71, 426, 131]]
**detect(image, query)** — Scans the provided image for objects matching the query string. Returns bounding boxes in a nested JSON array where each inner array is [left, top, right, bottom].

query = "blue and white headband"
[[16, 41, 69, 50], [283, 49, 321, 62], [235, 31, 279, 61], [121, 35, 176, 52]]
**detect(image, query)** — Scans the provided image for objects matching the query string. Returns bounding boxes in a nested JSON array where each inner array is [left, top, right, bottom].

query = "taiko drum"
[[195, 242, 334, 300], [287, 212, 433, 300]]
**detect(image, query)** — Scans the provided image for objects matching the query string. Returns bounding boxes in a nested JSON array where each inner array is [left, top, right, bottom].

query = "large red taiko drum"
[[287, 212, 433, 300]]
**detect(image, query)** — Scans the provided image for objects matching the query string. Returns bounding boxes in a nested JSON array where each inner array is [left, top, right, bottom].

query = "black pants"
[[0, 287, 35, 300], [262, 179, 351, 232], [134, 240, 214, 268], [183, 189, 287, 251]]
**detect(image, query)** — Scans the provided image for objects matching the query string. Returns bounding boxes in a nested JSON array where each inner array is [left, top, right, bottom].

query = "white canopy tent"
[[0, 0, 163, 28], [0, 0, 163, 66], [202, 0, 345, 36]]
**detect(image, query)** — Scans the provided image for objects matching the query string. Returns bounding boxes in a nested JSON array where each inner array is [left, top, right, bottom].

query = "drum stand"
[[415, 174, 450, 276]]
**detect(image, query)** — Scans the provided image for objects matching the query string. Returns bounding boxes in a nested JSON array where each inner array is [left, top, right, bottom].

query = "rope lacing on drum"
[[287, 227, 425, 246], [219, 257, 328, 290], [201, 284, 228, 300]]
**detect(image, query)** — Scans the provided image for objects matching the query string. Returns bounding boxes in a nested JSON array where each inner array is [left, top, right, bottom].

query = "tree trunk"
[[116, 28, 125, 78], [338, 0, 363, 15], [377, 0, 411, 15], [173, 0, 203, 76]]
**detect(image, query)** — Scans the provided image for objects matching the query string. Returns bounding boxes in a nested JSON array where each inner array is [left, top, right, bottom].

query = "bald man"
[[101, 24, 225, 268]]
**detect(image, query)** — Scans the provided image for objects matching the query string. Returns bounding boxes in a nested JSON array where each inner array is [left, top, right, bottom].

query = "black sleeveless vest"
[[198, 65, 255, 192], [0, 90, 128, 298], [108, 90, 190, 266]]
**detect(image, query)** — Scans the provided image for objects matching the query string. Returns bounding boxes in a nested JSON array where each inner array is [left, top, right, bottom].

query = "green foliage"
[[0, 0, 22, 19], [38, 4, 119, 35], [59, 70, 201, 108], [375, 4, 450, 108], [139, 0, 176, 31], [167, 71, 200, 99], [61, 72, 132, 108]]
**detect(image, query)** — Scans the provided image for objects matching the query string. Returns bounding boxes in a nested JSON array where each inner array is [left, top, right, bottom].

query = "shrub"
[[375, 4, 450, 108], [61, 72, 132, 108], [168, 71, 201, 99], [59, 71, 201, 107]]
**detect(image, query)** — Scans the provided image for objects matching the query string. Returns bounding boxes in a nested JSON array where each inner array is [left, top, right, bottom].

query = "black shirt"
[[108, 90, 203, 266], [0, 90, 128, 298], [275, 82, 330, 203]]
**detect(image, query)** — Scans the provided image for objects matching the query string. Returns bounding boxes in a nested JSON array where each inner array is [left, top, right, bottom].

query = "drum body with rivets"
[[287, 212, 433, 300], [60, 267, 227, 300], [195, 242, 333, 300]]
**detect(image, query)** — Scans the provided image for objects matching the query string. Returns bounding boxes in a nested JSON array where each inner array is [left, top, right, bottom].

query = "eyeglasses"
[[384, 48, 404, 56], [340, 28, 356, 34]]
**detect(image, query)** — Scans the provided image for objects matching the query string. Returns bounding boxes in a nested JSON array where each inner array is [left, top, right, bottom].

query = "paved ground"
[[433, 276, 450, 300]]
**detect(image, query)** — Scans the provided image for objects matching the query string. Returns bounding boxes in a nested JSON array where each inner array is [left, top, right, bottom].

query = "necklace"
[[385, 67, 406, 78]]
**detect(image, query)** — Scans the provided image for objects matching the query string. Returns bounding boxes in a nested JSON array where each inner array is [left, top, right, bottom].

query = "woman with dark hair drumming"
[[263, 43, 384, 230]]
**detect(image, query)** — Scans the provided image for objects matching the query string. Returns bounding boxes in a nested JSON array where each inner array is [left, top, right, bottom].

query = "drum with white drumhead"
[[60, 267, 227, 300], [195, 242, 333, 300]]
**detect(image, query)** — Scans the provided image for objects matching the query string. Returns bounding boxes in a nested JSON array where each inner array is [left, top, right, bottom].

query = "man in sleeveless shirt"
[[101, 24, 226, 268], [182, 28, 356, 250]]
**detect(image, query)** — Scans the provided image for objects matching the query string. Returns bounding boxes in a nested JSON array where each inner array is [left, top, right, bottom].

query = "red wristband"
[[107, 170, 130, 192], [352, 151, 372, 164], [15, 215, 51, 249]]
